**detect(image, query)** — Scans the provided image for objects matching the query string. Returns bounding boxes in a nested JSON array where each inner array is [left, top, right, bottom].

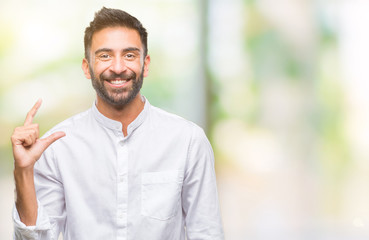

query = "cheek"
[[129, 60, 145, 73], [126, 60, 139, 69], [94, 62, 111, 76]]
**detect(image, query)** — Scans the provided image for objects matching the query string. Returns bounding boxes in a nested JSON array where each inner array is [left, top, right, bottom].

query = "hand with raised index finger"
[[11, 99, 66, 170]]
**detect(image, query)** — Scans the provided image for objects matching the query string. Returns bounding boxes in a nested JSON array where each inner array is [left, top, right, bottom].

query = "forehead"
[[91, 27, 142, 52]]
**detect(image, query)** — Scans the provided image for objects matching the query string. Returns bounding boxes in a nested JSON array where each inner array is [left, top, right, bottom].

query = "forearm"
[[14, 167, 38, 226]]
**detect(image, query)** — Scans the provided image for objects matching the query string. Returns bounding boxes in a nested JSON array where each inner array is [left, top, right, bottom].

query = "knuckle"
[[28, 133, 36, 140], [11, 128, 22, 141], [25, 136, 34, 145], [24, 135, 32, 142]]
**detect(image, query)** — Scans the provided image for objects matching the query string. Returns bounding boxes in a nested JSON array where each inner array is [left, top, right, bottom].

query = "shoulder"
[[148, 104, 205, 136], [147, 105, 212, 154]]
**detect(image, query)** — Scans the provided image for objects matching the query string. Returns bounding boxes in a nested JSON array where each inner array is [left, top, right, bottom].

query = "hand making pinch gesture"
[[11, 99, 66, 170]]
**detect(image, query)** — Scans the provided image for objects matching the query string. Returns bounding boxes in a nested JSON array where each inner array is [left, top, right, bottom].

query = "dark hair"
[[84, 7, 148, 60]]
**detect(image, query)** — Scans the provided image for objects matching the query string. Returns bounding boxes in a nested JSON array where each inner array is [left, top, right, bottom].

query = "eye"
[[125, 53, 136, 60], [99, 54, 111, 60]]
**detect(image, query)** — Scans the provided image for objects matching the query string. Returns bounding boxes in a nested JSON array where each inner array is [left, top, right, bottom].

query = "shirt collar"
[[91, 96, 150, 134]]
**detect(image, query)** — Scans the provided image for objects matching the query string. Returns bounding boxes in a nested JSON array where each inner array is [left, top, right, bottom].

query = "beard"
[[89, 65, 144, 107]]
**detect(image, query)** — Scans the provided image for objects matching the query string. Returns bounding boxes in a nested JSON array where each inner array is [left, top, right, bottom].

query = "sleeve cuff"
[[13, 200, 51, 239]]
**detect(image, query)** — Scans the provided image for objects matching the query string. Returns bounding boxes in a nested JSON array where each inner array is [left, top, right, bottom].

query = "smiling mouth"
[[105, 78, 131, 87], [109, 79, 128, 85]]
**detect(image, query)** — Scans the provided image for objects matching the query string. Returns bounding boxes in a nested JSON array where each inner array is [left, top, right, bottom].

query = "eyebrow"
[[122, 47, 141, 53], [94, 47, 141, 55]]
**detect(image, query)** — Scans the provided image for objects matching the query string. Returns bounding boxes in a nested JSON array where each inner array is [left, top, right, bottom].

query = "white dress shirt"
[[13, 98, 224, 240]]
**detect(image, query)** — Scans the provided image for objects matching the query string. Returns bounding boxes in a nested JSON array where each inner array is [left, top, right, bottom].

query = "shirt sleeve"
[[13, 200, 51, 240], [182, 126, 224, 240], [13, 144, 66, 240]]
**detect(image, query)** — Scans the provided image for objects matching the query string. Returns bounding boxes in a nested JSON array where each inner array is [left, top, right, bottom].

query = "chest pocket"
[[141, 170, 184, 220]]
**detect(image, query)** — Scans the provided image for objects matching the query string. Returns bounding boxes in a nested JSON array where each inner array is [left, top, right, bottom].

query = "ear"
[[143, 55, 151, 78], [82, 58, 92, 79]]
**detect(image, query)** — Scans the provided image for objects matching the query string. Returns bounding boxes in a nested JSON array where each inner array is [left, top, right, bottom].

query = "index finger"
[[24, 99, 42, 126]]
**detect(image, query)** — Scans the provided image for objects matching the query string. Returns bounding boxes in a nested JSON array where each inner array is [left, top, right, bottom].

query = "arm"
[[11, 100, 65, 227], [182, 127, 224, 240]]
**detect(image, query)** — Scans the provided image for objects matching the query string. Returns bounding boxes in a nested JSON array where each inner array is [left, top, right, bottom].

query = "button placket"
[[116, 137, 128, 239]]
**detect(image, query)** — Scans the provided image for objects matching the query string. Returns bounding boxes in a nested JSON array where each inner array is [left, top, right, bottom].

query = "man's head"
[[82, 7, 150, 108], [84, 7, 148, 61]]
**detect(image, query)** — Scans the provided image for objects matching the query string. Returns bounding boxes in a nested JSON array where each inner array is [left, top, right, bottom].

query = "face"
[[82, 27, 150, 107]]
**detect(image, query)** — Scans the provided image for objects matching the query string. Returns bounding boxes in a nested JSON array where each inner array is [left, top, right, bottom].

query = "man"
[[12, 7, 224, 240]]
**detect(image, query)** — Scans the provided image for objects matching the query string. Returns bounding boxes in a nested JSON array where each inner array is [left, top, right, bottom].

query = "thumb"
[[39, 131, 66, 151]]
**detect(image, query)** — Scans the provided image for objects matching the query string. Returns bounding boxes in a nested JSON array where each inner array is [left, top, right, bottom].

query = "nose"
[[110, 57, 127, 74]]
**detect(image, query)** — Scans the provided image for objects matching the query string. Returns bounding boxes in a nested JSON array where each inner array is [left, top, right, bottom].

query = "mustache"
[[101, 71, 136, 81]]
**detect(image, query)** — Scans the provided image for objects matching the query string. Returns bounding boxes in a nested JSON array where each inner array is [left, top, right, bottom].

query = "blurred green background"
[[1, 0, 369, 239]]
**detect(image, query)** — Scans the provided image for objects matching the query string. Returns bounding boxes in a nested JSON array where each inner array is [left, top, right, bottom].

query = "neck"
[[96, 93, 145, 136]]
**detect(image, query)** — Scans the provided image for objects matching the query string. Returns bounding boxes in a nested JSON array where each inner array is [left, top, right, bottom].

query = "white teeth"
[[110, 80, 127, 85]]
